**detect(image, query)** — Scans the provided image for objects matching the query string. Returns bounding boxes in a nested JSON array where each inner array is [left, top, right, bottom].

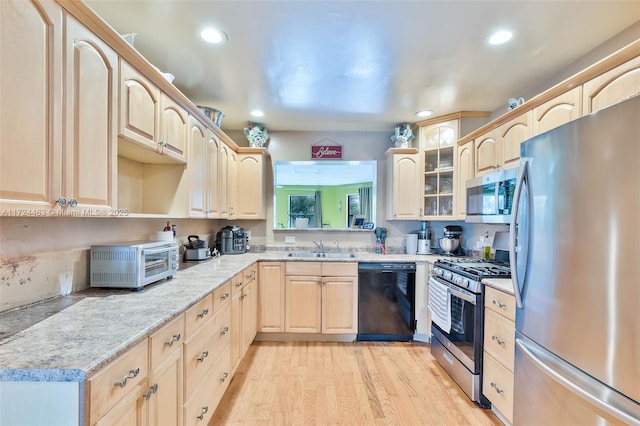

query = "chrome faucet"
[[313, 240, 325, 253]]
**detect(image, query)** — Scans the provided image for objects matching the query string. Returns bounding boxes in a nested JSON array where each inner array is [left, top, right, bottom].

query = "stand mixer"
[[439, 225, 464, 255], [374, 227, 387, 254]]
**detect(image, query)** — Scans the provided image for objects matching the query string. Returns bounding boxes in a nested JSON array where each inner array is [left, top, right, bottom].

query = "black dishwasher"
[[357, 262, 416, 341]]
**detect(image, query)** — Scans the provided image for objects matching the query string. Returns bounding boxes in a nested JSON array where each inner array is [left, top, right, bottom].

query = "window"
[[346, 193, 361, 228], [289, 195, 316, 228]]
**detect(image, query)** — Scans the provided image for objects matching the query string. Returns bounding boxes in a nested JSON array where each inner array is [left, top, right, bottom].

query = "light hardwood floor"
[[211, 342, 501, 425]]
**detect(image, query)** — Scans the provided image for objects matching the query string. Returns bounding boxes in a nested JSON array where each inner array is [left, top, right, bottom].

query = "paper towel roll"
[[405, 234, 418, 254]]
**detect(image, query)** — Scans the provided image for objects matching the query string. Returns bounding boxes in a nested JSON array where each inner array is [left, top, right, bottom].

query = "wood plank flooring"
[[211, 341, 501, 426]]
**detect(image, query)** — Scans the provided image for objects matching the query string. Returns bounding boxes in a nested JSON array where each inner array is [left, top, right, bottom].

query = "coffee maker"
[[439, 225, 464, 256], [374, 227, 387, 254]]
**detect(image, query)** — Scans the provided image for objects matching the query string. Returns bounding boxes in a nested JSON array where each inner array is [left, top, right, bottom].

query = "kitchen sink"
[[285, 252, 357, 259]]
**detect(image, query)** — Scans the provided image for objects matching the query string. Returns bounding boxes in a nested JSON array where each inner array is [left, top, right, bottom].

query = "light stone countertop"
[[0, 251, 440, 382], [482, 277, 515, 295]]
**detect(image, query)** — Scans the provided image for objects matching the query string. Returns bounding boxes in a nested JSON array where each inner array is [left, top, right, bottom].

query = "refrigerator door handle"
[[510, 159, 529, 308], [516, 338, 640, 425]]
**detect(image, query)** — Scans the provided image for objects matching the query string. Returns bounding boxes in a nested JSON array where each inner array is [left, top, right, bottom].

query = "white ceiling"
[[85, 0, 640, 132]]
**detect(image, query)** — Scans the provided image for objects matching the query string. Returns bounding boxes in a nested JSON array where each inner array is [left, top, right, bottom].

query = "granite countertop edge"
[[482, 277, 515, 295], [0, 251, 440, 381]]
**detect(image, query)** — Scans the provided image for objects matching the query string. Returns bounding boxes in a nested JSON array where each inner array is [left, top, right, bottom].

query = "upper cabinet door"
[[386, 150, 420, 220], [120, 60, 160, 149], [187, 116, 207, 217], [218, 143, 230, 218], [206, 130, 221, 218], [455, 141, 474, 219], [533, 87, 582, 135], [583, 56, 640, 114], [499, 111, 531, 168], [227, 150, 238, 220], [236, 153, 265, 219], [474, 129, 499, 176], [0, 0, 63, 211], [64, 14, 117, 210], [159, 93, 187, 163]]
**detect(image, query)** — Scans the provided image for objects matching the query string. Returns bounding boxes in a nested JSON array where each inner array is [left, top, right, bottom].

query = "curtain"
[[358, 186, 372, 222], [314, 190, 323, 228]]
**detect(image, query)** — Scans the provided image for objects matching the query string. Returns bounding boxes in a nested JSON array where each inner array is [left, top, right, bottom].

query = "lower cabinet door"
[[483, 351, 514, 424], [230, 290, 242, 375], [285, 276, 321, 333], [322, 276, 358, 334], [94, 382, 148, 426], [148, 348, 183, 426]]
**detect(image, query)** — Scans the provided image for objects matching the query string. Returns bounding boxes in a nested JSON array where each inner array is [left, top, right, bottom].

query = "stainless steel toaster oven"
[[90, 240, 179, 289]]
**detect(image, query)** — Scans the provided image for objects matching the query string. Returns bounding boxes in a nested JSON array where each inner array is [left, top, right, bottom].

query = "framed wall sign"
[[311, 138, 342, 159]]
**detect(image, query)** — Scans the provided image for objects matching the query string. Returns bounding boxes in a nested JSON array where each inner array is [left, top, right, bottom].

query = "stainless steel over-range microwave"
[[90, 240, 179, 289], [466, 167, 517, 224]]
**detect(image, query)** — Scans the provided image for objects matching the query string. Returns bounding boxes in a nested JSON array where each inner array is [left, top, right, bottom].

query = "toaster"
[[215, 225, 247, 254]]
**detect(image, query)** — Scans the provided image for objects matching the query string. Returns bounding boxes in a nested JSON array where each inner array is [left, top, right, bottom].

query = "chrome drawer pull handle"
[[197, 308, 209, 318], [114, 368, 140, 388], [235, 281, 243, 287], [197, 351, 209, 362], [150, 383, 158, 394], [221, 292, 230, 300], [220, 372, 229, 383], [197, 406, 209, 420], [143, 389, 152, 400], [491, 382, 504, 394], [492, 335, 505, 346], [165, 333, 181, 347], [492, 299, 506, 308], [221, 326, 230, 335]]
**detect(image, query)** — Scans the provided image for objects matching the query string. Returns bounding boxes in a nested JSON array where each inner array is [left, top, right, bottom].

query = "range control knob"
[[444, 272, 453, 281], [461, 278, 470, 288]]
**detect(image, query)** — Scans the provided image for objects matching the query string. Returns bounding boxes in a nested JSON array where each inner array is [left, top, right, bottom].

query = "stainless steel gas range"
[[428, 258, 511, 406]]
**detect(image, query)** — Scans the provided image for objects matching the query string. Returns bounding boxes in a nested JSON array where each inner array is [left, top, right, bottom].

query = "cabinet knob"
[[69, 198, 78, 208], [57, 197, 68, 207], [220, 326, 229, 335]]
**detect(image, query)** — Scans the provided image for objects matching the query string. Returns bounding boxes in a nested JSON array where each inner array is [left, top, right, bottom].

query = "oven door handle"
[[142, 247, 174, 256], [429, 276, 476, 304]]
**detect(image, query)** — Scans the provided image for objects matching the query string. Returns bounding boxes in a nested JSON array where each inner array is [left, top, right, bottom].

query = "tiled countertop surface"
[[0, 251, 439, 381]]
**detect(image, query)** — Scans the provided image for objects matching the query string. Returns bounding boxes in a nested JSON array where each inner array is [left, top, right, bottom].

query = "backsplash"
[[0, 217, 218, 312]]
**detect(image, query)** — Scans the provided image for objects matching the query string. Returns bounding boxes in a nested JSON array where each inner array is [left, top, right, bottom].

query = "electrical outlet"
[[246, 231, 251, 241], [285, 235, 295, 244]]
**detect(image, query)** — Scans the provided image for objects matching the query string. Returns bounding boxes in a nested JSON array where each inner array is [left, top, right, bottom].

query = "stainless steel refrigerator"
[[509, 95, 640, 425]]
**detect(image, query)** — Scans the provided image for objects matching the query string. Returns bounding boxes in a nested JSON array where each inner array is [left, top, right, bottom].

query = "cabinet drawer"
[[183, 346, 231, 426], [183, 303, 231, 400], [243, 264, 257, 283], [185, 293, 213, 339], [286, 261, 321, 276], [485, 286, 515, 321], [321, 261, 357, 277], [483, 309, 515, 370], [213, 281, 231, 314], [149, 314, 185, 371], [483, 351, 514, 424], [88, 339, 149, 424], [231, 271, 244, 297]]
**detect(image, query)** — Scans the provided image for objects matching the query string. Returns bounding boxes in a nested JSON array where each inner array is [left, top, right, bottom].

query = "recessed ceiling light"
[[250, 110, 265, 118], [415, 110, 433, 118], [200, 28, 227, 44], [488, 30, 513, 45]]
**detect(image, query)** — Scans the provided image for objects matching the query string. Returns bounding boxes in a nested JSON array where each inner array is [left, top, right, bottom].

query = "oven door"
[[429, 275, 482, 373], [141, 246, 175, 285]]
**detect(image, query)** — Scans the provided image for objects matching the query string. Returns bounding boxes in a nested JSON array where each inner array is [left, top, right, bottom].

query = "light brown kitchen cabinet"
[[474, 129, 499, 176], [455, 140, 474, 219], [206, 131, 221, 218], [533, 87, 582, 135], [385, 148, 420, 220], [482, 286, 516, 424], [119, 60, 160, 151], [284, 262, 358, 334], [416, 113, 493, 220], [187, 116, 207, 217], [88, 339, 149, 425], [582, 56, 640, 114], [258, 262, 286, 332], [218, 143, 230, 218], [230, 264, 258, 375], [227, 149, 238, 219], [0, 0, 63, 213], [159, 93, 188, 163], [498, 111, 531, 168], [236, 150, 267, 219]]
